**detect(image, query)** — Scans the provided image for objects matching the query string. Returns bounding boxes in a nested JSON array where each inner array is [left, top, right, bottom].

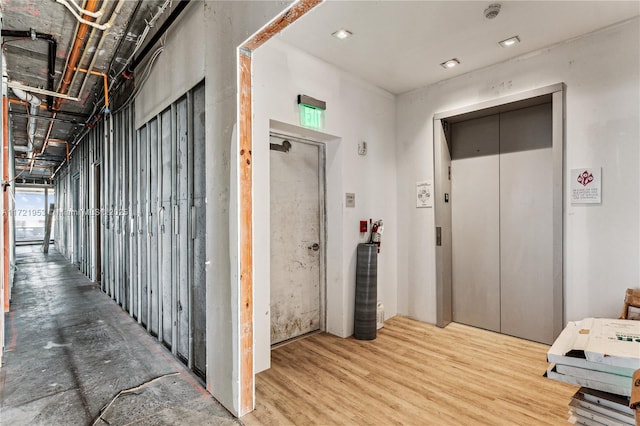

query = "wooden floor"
[[242, 316, 577, 426]]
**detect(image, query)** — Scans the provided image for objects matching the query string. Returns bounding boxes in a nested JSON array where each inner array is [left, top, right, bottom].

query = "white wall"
[[202, 0, 295, 416], [396, 18, 640, 324], [135, 1, 296, 416], [252, 39, 398, 372], [135, 2, 205, 128]]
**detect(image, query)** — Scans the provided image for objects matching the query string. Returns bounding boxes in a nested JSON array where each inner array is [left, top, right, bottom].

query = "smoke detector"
[[484, 3, 501, 19]]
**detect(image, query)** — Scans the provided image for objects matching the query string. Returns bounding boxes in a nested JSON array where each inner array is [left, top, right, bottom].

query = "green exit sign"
[[298, 94, 326, 130]]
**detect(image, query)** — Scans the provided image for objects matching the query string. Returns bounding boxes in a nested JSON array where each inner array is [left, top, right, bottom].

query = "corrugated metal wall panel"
[[53, 81, 206, 377]]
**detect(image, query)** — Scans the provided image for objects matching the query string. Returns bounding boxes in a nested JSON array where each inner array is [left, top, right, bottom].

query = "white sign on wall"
[[416, 181, 433, 208], [345, 192, 355, 208], [571, 168, 601, 204]]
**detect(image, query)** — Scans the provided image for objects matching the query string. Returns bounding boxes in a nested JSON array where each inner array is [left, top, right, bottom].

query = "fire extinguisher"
[[369, 219, 384, 253]]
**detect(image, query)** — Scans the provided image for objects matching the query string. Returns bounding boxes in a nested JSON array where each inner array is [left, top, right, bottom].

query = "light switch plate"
[[358, 141, 367, 155]]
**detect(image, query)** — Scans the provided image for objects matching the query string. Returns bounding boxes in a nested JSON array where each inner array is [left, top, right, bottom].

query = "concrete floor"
[[0, 246, 240, 426]]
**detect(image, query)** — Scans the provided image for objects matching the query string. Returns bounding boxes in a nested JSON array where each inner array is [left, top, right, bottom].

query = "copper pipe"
[[10, 99, 50, 110], [32, 114, 56, 174], [74, 66, 105, 77], [68, 24, 100, 94], [77, 0, 126, 98], [74, 66, 110, 109], [42, 0, 98, 175], [8, 99, 87, 119], [53, 0, 99, 111], [103, 72, 109, 109]]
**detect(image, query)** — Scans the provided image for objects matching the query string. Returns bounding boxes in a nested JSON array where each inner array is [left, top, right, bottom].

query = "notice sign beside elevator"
[[416, 181, 433, 208], [570, 167, 601, 204]]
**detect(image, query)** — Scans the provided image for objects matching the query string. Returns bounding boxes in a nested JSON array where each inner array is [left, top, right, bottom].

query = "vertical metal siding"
[[52, 82, 206, 377]]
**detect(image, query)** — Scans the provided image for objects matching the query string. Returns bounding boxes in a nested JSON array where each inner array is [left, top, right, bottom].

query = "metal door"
[[121, 112, 130, 312], [191, 83, 206, 378], [499, 103, 553, 344], [450, 103, 554, 343], [160, 108, 173, 347], [451, 115, 501, 333], [138, 126, 149, 327], [129, 128, 138, 320], [149, 118, 160, 336], [269, 135, 323, 344], [95, 164, 102, 286], [72, 174, 80, 267], [175, 97, 190, 360]]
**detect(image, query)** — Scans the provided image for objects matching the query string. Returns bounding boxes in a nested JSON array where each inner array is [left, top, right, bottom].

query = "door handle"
[[436, 227, 442, 246], [308, 243, 320, 251]]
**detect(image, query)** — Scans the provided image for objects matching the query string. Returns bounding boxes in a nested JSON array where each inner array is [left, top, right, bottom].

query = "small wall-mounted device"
[[345, 193, 355, 208], [360, 220, 368, 233], [358, 141, 367, 156]]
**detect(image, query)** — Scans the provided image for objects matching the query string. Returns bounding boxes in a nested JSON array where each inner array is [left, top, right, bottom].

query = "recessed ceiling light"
[[440, 58, 460, 69], [499, 35, 520, 48], [332, 29, 353, 40]]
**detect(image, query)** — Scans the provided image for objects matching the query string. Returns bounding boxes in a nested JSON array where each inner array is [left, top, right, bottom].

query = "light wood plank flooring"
[[242, 316, 577, 425]]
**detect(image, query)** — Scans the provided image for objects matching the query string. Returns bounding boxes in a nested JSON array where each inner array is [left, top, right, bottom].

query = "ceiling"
[[2, 0, 187, 183], [278, 1, 640, 94], [2, 1, 639, 183]]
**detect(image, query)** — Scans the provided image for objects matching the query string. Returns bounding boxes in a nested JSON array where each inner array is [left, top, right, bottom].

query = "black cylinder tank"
[[354, 243, 377, 340]]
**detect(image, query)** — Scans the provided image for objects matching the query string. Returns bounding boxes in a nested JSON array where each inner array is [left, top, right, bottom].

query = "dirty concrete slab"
[[0, 246, 241, 425]]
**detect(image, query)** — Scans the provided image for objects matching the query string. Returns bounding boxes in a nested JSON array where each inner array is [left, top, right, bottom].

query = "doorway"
[[269, 133, 325, 345], [434, 85, 565, 345]]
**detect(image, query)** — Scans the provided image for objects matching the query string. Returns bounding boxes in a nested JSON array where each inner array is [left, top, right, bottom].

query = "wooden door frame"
[[433, 83, 565, 339], [237, 0, 323, 415]]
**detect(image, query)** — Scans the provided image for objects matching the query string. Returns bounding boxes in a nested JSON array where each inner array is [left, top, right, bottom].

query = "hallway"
[[0, 246, 238, 425]]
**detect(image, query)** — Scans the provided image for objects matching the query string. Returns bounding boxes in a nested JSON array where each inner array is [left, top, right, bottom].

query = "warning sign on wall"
[[570, 168, 601, 204], [416, 181, 433, 208]]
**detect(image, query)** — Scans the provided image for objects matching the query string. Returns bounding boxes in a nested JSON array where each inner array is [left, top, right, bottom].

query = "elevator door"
[[451, 103, 553, 344]]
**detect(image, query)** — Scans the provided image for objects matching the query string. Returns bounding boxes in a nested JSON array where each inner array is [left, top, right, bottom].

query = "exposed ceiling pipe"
[[75, 67, 110, 112], [76, 0, 125, 102], [6, 81, 80, 101], [2, 52, 40, 160], [38, 117, 56, 170], [56, 0, 105, 19], [42, 0, 99, 177], [67, 23, 99, 97], [53, 0, 100, 111], [9, 85, 40, 158], [1, 29, 58, 110], [55, 0, 112, 31], [52, 1, 190, 181], [9, 110, 85, 126], [8, 99, 89, 118]]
